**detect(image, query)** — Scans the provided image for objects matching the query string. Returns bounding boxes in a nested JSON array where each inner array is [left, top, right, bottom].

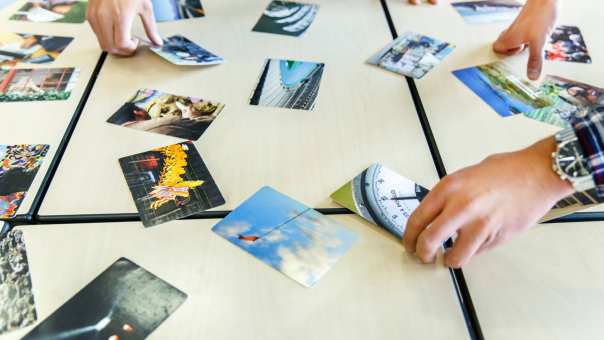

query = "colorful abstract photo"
[[0, 67, 79, 102], [368, 31, 455, 79], [451, 0, 522, 24], [545, 25, 591, 64], [11, 0, 87, 23], [250, 58, 324, 111], [107, 89, 225, 140], [252, 1, 319, 37], [331, 164, 429, 239], [0, 144, 49, 219], [0, 223, 37, 335], [152, 0, 204, 22], [151, 35, 223, 66], [212, 186, 357, 287], [23, 258, 186, 340], [453, 61, 552, 117], [0, 33, 73, 67], [525, 76, 604, 128], [119, 142, 225, 227]]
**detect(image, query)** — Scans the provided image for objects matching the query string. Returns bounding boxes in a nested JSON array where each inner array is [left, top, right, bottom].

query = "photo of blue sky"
[[452, 0, 522, 25], [212, 186, 357, 287]]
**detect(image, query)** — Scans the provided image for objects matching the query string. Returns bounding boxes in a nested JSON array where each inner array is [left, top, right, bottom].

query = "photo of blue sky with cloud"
[[212, 186, 357, 287]]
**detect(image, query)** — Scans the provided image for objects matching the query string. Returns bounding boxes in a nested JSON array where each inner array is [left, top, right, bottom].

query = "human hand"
[[403, 137, 573, 268], [493, 0, 559, 80], [408, 0, 438, 5], [87, 0, 163, 56]]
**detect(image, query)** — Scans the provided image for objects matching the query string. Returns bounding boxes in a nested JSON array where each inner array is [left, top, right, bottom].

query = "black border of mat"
[[379, 1, 484, 339]]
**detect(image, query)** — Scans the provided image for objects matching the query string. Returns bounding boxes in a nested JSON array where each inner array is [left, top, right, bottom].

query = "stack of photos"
[[107, 89, 225, 140], [212, 186, 358, 287], [331, 163, 429, 239], [23, 258, 186, 340], [119, 142, 225, 227], [252, 1, 319, 37], [250, 58, 325, 111], [152, 0, 204, 22], [0, 223, 37, 335], [11, 0, 87, 23], [0, 67, 79, 102], [0, 33, 73, 67], [545, 25, 591, 64], [451, 0, 522, 24], [367, 31, 455, 79], [0, 145, 49, 219], [542, 189, 604, 222], [453, 61, 552, 117], [151, 35, 223, 66], [524, 76, 604, 128]]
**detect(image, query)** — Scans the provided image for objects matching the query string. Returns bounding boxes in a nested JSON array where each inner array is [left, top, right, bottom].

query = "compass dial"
[[351, 164, 428, 238]]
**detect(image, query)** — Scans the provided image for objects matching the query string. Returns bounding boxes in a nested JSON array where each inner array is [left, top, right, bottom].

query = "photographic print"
[[151, 35, 223, 66], [331, 163, 429, 238], [545, 25, 591, 64], [212, 186, 357, 287], [0, 33, 73, 67], [250, 58, 324, 111], [152, 0, 204, 22], [367, 31, 455, 79], [542, 189, 604, 222], [524, 76, 604, 128], [451, 0, 522, 24], [0, 223, 37, 335], [453, 61, 552, 117], [252, 1, 319, 37], [11, 0, 87, 23], [0, 145, 49, 219], [0, 67, 79, 102], [119, 142, 225, 227], [22, 257, 186, 340], [107, 89, 225, 141]]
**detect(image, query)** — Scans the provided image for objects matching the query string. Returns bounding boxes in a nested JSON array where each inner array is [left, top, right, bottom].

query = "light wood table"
[[3, 215, 469, 339], [40, 0, 440, 216], [464, 221, 604, 340], [0, 0, 102, 218], [385, 0, 604, 214]]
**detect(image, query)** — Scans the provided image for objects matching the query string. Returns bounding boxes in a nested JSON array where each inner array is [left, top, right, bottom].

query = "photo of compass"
[[331, 163, 429, 238]]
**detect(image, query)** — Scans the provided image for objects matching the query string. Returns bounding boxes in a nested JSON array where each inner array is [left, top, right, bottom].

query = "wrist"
[[525, 137, 574, 201]]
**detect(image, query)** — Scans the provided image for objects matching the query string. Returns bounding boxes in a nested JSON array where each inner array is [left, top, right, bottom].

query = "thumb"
[[527, 35, 546, 80], [493, 28, 525, 55]]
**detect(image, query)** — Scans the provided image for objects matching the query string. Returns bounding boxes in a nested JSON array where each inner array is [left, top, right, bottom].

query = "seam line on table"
[[23, 52, 109, 223], [378, 1, 483, 339]]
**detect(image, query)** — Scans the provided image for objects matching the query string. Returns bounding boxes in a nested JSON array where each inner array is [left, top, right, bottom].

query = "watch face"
[[556, 140, 591, 178]]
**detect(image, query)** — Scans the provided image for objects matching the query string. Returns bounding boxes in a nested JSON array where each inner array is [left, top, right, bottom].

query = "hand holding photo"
[[119, 142, 225, 227], [151, 35, 223, 66], [250, 58, 324, 111], [0, 144, 49, 218], [22, 258, 186, 340], [0, 67, 79, 102], [0, 224, 37, 335], [11, 0, 87, 23], [252, 1, 319, 37], [453, 61, 552, 117], [524, 76, 604, 128], [107, 89, 225, 140], [451, 0, 522, 24], [545, 25, 592, 64], [331, 163, 429, 238], [152, 0, 204, 22], [367, 31, 455, 79], [212, 186, 357, 287], [0, 33, 73, 67]]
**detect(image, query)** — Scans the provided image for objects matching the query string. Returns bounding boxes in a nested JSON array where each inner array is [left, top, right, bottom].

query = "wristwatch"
[[552, 127, 596, 192]]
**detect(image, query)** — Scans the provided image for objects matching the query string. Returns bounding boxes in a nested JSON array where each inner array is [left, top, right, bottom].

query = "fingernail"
[[528, 69, 539, 80]]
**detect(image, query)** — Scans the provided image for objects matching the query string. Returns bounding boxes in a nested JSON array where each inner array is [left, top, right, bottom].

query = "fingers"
[[427, 0, 438, 4], [408, 0, 420, 4], [493, 28, 525, 56], [403, 184, 447, 253], [527, 35, 546, 80], [113, 7, 138, 56], [139, 0, 163, 46], [408, 0, 438, 4], [444, 221, 490, 268]]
